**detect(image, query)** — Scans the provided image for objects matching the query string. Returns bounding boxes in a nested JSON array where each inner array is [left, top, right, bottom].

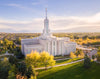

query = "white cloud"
[[32, 2, 41, 5], [6, 3, 36, 12], [49, 12, 100, 31], [32, 0, 48, 7], [7, 3, 25, 9], [0, 12, 100, 32]]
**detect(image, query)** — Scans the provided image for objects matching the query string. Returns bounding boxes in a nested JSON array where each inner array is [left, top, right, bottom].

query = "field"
[[37, 62, 100, 79]]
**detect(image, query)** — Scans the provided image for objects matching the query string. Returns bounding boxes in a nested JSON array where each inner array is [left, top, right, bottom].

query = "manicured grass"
[[54, 55, 69, 60], [37, 62, 100, 79], [36, 58, 81, 68], [56, 58, 81, 65]]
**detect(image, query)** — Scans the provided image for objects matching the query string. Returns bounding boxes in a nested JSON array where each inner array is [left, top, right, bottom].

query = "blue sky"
[[0, 0, 100, 32]]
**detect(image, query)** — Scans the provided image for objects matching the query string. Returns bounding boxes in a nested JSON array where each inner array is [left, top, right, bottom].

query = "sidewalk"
[[35, 59, 84, 70]]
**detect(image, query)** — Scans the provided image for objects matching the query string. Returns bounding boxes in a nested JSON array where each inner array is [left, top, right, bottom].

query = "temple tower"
[[43, 8, 50, 36]]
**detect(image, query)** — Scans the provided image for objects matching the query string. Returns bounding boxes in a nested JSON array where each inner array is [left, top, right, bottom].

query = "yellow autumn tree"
[[80, 51, 84, 58], [70, 52, 76, 59], [16, 73, 27, 79], [49, 55, 55, 67], [78, 51, 84, 58], [29, 75, 36, 79], [40, 51, 55, 70], [25, 50, 40, 67], [86, 37, 90, 41], [78, 54, 81, 58]]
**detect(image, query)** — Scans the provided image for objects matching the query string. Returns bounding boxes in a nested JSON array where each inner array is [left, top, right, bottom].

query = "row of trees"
[[7, 51, 55, 79], [0, 38, 24, 59], [75, 37, 100, 45], [8, 63, 36, 79], [70, 50, 84, 59], [25, 51, 55, 69], [70, 50, 92, 69], [0, 55, 37, 79]]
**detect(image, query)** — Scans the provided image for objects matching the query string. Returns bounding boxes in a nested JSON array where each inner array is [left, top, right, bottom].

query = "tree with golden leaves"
[[70, 52, 76, 59], [29, 75, 36, 79], [80, 51, 84, 58], [40, 51, 55, 70], [25, 50, 40, 67], [16, 73, 27, 79]]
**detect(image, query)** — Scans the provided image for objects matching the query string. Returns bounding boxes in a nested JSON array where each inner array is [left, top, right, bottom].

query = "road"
[[35, 59, 84, 70]]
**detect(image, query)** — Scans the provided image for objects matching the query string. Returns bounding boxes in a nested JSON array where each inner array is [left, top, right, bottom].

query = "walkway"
[[35, 59, 84, 70], [0, 51, 14, 57]]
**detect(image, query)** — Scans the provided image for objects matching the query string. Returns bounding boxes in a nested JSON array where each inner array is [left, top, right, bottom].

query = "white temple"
[[21, 9, 76, 56]]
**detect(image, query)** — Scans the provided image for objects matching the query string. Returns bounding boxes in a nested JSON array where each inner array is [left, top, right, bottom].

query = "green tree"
[[84, 55, 91, 69], [9, 56, 18, 65], [8, 71, 16, 79], [17, 63, 27, 75], [16, 37, 21, 44], [92, 55, 95, 61], [26, 66, 33, 78], [0, 57, 10, 79], [8, 64, 17, 79], [97, 53, 100, 62]]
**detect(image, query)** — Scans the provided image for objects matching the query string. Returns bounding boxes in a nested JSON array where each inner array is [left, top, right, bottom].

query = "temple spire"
[[45, 8, 47, 19], [42, 8, 51, 36]]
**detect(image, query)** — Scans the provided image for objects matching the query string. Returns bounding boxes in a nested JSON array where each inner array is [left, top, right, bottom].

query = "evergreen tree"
[[26, 66, 36, 79], [84, 55, 91, 68], [92, 55, 95, 61], [17, 63, 27, 75], [9, 56, 17, 65]]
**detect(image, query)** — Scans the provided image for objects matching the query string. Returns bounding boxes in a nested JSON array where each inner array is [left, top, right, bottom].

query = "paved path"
[[35, 59, 84, 70], [0, 51, 14, 57]]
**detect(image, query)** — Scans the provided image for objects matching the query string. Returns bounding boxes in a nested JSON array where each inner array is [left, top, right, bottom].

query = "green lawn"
[[36, 58, 81, 68], [54, 55, 69, 60], [37, 62, 100, 79], [56, 58, 81, 65]]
